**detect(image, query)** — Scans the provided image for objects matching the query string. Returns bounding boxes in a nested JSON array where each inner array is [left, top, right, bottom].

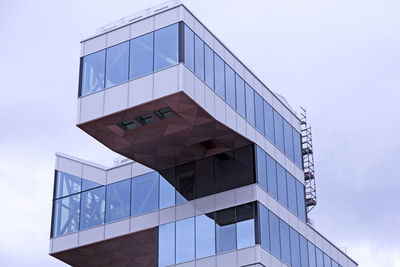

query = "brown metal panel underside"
[[78, 92, 251, 170], [51, 228, 156, 267]]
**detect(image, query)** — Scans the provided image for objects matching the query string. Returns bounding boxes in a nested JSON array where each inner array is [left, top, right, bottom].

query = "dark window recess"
[[154, 107, 174, 120], [195, 157, 215, 198], [234, 145, 255, 187], [136, 113, 156, 125], [214, 150, 235, 193], [176, 162, 195, 201], [117, 120, 138, 131]]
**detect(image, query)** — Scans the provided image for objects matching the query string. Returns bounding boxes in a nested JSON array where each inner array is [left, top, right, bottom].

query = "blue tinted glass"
[[194, 35, 205, 80], [214, 54, 225, 99], [225, 64, 236, 108], [264, 101, 275, 143], [184, 25, 194, 71], [130, 32, 154, 79], [81, 50, 105, 96], [274, 110, 285, 152], [316, 247, 324, 267], [105, 179, 131, 223], [245, 84, 255, 126], [259, 204, 270, 250], [266, 154, 278, 198], [160, 175, 175, 209], [332, 260, 339, 267], [269, 211, 281, 258], [131, 172, 159, 216], [158, 222, 175, 267], [80, 187, 105, 230], [52, 194, 80, 237], [154, 23, 179, 71], [287, 173, 298, 215], [237, 219, 255, 249], [308, 241, 317, 267], [324, 253, 332, 267], [176, 217, 195, 263], [196, 214, 215, 258], [216, 208, 236, 253], [290, 227, 301, 267], [204, 45, 214, 89], [277, 164, 288, 207], [299, 235, 309, 267], [280, 220, 291, 265], [256, 146, 267, 191], [284, 120, 295, 161], [235, 74, 246, 117], [255, 92, 265, 134], [296, 181, 306, 222], [55, 171, 81, 199], [293, 129, 302, 168], [82, 178, 101, 191], [105, 41, 129, 87]]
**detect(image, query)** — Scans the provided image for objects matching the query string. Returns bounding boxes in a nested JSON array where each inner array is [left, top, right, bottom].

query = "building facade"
[[49, 1, 358, 267]]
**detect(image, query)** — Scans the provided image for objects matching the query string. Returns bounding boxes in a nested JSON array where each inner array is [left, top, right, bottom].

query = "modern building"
[[49, 1, 358, 267]]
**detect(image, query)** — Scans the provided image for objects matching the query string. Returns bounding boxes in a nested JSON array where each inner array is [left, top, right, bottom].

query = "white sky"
[[0, 0, 399, 266]]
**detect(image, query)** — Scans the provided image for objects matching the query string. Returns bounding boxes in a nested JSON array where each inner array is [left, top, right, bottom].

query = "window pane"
[[293, 129, 303, 168], [274, 110, 285, 152], [284, 120, 294, 161], [131, 172, 159, 216], [81, 178, 101, 191], [269, 211, 281, 258], [308, 241, 317, 267], [130, 32, 154, 79], [280, 220, 291, 265], [234, 145, 255, 187], [256, 146, 267, 191], [290, 227, 301, 267], [204, 45, 214, 89], [80, 187, 105, 230], [316, 247, 324, 267], [105, 179, 131, 223], [225, 64, 235, 108], [194, 35, 205, 80], [158, 222, 175, 267], [287, 173, 298, 215], [296, 181, 306, 222], [184, 25, 194, 71], [154, 23, 179, 71], [235, 74, 246, 117], [80, 50, 105, 96], [160, 175, 175, 209], [332, 260, 339, 267], [196, 214, 215, 258], [245, 84, 255, 126], [55, 171, 81, 199], [266, 154, 278, 199], [176, 162, 195, 202], [264, 101, 275, 143], [52, 194, 80, 237], [324, 253, 332, 267], [255, 92, 265, 134], [236, 203, 255, 249], [259, 204, 270, 250], [214, 54, 225, 99], [299, 235, 309, 267], [176, 217, 195, 263], [216, 208, 236, 253], [195, 157, 215, 198], [277, 164, 288, 207], [215, 151, 235, 193], [105, 41, 129, 87]]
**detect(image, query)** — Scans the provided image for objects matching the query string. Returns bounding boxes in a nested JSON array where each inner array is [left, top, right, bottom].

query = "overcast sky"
[[0, 0, 399, 266]]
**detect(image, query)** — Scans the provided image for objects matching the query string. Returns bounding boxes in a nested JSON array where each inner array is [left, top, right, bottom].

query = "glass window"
[[52, 194, 80, 237], [80, 49, 105, 96], [105, 179, 131, 223], [308, 241, 317, 267], [256, 146, 267, 191], [245, 83, 255, 126], [204, 45, 214, 89], [54, 170, 81, 199], [154, 23, 179, 71], [264, 101, 275, 143], [280, 220, 291, 265], [158, 222, 175, 267], [235, 74, 246, 118], [130, 32, 154, 79], [194, 35, 205, 80], [216, 207, 236, 253], [236, 203, 255, 249], [81, 178, 101, 191], [214, 54, 225, 99], [196, 214, 215, 258], [105, 41, 129, 87], [259, 204, 270, 250], [290, 227, 301, 267], [266, 154, 278, 199], [176, 217, 195, 263], [324, 253, 332, 267], [255, 92, 265, 135], [293, 129, 302, 168], [131, 172, 159, 216], [332, 260, 339, 267], [277, 164, 288, 207], [269, 211, 281, 258], [284, 120, 294, 161], [215, 151, 235, 193], [316, 247, 324, 267], [160, 175, 175, 209], [274, 110, 285, 152], [195, 157, 215, 198], [225, 64, 236, 108], [80, 187, 105, 230], [296, 181, 306, 222], [176, 162, 195, 203], [287, 173, 298, 215], [299, 235, 309, 267], [184, 25, 194, 72], [234, 145, 255, 187]]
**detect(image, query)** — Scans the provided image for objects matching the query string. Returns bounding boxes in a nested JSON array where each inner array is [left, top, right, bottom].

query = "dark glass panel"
[[269, 211, 281, 258], [280, 220, 291, 265], [234, 145, 255, 187], [287, 173, 298, 215], [158, 222, 175, 267], [176, 217, 195, 263], [195, 157, 215, 198], [204, 45, 214, 89], [214, 151, 235, 193], [176, 162, 195, 202], [277, 164, 288, 207], [284, 119, 295, 161], [235, 74, 246, 118], [266, 154, 278, 199], [55, 170, 81, 199], [105, 41, 129, 87], [196, 214, 216, 258], [52, 194, 80, 237], [194, 35, 205, 80], [255, 92, 265, 134], [130, 32, 154, 79], [154, 23, 179, 71], [216, 207, 236, 253], [290, 227, 301, 267], [299, 235, 309, 267], [105, 179, 131, 223], [296, 181, 307, 222], [264, 101, 275, 143], [293, 129, 303, 168], [184, 25, 194, 71], [80, 187, 105, 230], [225, 63, 236, 108], [256, 146, 267, 191], [274, 110, 285, 152], [259, 203, 270, 250], [245, 83, 255, 126], [80, 50, 105, 96], [131, 172, 159, 216], [214, 54, 225, 99]]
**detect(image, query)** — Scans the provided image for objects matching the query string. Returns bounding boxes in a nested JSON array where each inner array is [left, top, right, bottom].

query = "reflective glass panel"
[[236, 203, 255, 249], [332, 260, 339, 267], [299, 235, 309, 267], [324, 253, 332, 267], [290, 227, 301, 267], [196, 214, 216, 258], [308, 241, 317, 267], [264, 101, 275, 143], [234, 145, 255, 187], [287, 173, 298, 215], [225, 63, 236, 108], [280, 220, 291, 265], [269, 211, 281, 258], [259, 204, 270, 250], [80, 187, 105, 230], [284, 120, 294, 161], [204, 45, 214, 89], [105, 179, 131, 223], [55, 170, 81, 199], [274, 110, 285, 152], [256, 146, 267, 191], [80, 50, 105, 96], [52, 194, 80, 237], [158, 222, 175, 267], [176, 217, 195, 263], [215, 151, 235, 193], [82, 178, 102, 191], [255, 92, 265, 134], [194, 35, 205, 80], [216, 208, 236, 253], [131, 172, 159, 216], [316, 247, 324, 267], [277, 164, 288, 207], [154, 23, 179, 71], [160, 175, 175, 209], [105, 41, 129, 87], [293, 129, 302, 168], [176, 162, 195, 203], [245, 83, 255, 126], [296, 181, 307, 222], [130, 32, 154, 79], [235, 74, 246, 118], [214, 54, 225, 99], [184, 25, 194, 71], [266, 154, 278, 199]]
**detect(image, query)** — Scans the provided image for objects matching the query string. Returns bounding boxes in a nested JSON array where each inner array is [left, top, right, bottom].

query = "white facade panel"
[[106, 25, 130, 47], [253, 79, 263, 97], [235, 185, 256, 205], [193, 18, 205, 39], [203, 28, 214, 49], [213, 39, 224, 60], [107, 163, 132, 184], [104, 83, 129, 115], [194, 76, 205, 108], [181, 6, 194, 29], [216, 251, 237, 267], [130, 211, 158, 232], [57, 157, 83, 178], [128, 74, 154, 107], [204, 86, 215, 116], [225, 105, 237, 131], [236, 114, 247, 137], [278, 203, 290, 223], [263, 86, 274, 105], [183, 66, 195, 99], [104, 219, 130, 239], [244, 68, 255, 88], [215, 190, 235, 211], [195, 195, 216, 215], [159, 206, 176, 225], [130, 17, 154, 39], [224, 49, 235, 70], [79, 226, 104, 246], [314, 233, 323, 251], [131, 162, 153, 177], [52, 233, 79, 253], [176, 201, 195, 220], [234, 58, 245, 79], [196, 256, 216, 267], [154, 65, 179, 98], [237, 247, 257, 266], [80, 90, 104, 123], [306, 225, 316, 243], [83, 34, 107, 56], [82, 164, 106, 185], [215, 96, 226, 124], [154, 7, 179, 29], [246, 123, 256, 143]]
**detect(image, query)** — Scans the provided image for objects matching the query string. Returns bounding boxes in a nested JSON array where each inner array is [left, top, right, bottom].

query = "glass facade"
[[130, 32, 154, 79], [105, 41, 129, 87]]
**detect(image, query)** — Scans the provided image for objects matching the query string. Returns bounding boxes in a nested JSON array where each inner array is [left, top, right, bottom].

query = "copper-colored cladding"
[[78, 92, 251, 171], [51, 228, 156, 267]]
